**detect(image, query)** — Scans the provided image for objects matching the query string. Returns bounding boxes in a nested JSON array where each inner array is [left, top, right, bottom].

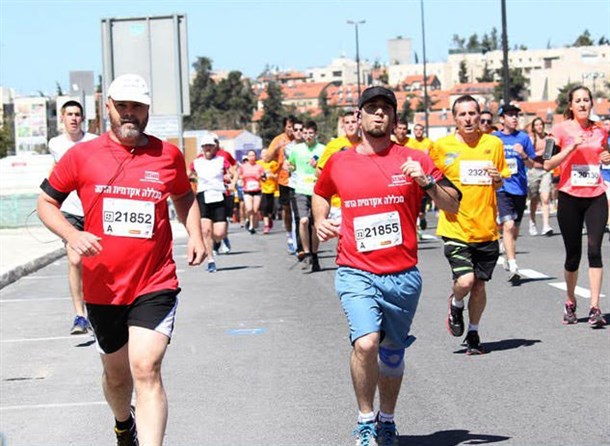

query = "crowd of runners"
[[38, 76, 609, 446]]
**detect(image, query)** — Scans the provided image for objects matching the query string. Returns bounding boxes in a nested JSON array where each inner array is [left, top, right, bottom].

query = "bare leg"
[[129, 326, 170, 446], [468, 279, 487, 325], [100, 344, 133, 424], [66, 246, 85, 317], [588, 267, 603, 309], [351, 332, 380, 413], [565, 269, 578, 306]]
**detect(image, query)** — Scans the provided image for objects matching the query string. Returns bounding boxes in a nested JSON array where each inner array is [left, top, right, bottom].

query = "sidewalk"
[[0, 226, 64, 289], [0, 221, 188, 290]]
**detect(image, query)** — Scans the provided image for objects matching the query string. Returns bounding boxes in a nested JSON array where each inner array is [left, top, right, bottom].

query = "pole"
[[347, 20, 366, 103], [501, 0, 510, 104], [355, 23, 361, 99], [420, 0, 429, 134]]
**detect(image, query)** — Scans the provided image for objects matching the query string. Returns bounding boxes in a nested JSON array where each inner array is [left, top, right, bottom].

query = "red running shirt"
[[551, 120, 608, 198], [47, 132, 191, 305], [315, 143, 443, 275]]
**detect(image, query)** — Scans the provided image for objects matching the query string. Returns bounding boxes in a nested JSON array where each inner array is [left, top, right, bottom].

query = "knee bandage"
[[378, 345, 405, 377]]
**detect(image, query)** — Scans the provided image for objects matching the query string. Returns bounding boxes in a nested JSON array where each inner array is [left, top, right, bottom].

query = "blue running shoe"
[[70, 315, 90, 335], [207, 261, 217, 273], [376, 419, 398, 446], [353, 421, 377, 446]]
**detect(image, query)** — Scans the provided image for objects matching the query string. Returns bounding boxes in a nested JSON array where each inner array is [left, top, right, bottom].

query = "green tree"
[[184, 56, 215, 129], [572, 29, 594, 47], [477, 62, 495, 82], [599, 36, 610, 45], [493, 67, 529, 102], [259, 82, 285, 146], [214, 71, 256, 129], [0, 125, 14, 158], [554, 82, 580, 115], [399, 96, 414, 123], [451, 34, 466, 51], [466, 33, 480, 51], [458, 60, 469, 83]]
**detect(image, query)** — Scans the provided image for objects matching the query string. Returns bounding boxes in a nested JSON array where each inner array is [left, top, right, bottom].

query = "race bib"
[[460, 160, 492, 185], [507, 158, 518, 175], [571, 164, 600, 187], [103, 198, 155, 238], [245, 180, 260, 191], [204, 190, 224, 203], [353, 211, 402, 252]]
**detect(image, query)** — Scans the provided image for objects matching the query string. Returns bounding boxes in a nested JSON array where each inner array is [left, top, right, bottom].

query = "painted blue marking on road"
[[226, 328, 267, 336]]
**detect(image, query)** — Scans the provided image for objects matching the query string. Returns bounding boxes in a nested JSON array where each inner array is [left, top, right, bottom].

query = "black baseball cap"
[[499, 104, 521, 116], [358, 86, 397, 112]]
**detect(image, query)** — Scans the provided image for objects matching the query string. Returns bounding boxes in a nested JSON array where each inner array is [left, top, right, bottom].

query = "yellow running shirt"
[[434, 133, 509, 243], [317, 136, 359, 209]]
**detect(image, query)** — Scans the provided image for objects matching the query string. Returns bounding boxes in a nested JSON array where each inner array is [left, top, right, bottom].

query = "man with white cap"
[[189, 133, 233, 272], [37, 73, 206, 446]]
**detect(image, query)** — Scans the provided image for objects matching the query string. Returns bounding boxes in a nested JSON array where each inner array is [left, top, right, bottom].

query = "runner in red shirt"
[[313, 86, 461, 445], [37, 74, 205, 446]]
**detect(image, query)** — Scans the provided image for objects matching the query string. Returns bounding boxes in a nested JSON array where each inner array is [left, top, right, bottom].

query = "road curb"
[[0, 246, 66, 290]]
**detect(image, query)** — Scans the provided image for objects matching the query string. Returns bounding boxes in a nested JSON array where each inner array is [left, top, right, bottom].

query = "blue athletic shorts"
[[335, 266, 421, 348]]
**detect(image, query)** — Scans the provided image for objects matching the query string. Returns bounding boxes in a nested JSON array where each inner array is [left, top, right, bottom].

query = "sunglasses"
[[293, 128, 303, 132], [480, 119, 493, 124]]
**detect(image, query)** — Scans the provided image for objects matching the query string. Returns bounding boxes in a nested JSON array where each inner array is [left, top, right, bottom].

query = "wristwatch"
[[421, 175, 436, 191]]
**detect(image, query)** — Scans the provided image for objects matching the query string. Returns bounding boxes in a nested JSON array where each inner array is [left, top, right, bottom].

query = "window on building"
[[332, 70, 342, 77]]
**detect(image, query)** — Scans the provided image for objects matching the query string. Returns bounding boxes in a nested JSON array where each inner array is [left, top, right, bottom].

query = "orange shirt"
[[267, 132, 293, 187]]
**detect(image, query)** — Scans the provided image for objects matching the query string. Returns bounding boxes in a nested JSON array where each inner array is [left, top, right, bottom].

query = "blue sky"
[[1, 0, 609, 96]]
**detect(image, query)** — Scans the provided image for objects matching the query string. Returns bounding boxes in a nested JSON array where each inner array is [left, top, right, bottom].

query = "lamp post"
[[347, 19, 366, 101], [420, 0, 429, 134], [501, 0, 511, 104]]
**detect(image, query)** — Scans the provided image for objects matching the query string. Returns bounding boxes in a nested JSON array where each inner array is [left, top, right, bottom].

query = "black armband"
[[40, 178, 69, 204], [437, 176, 463, 202]]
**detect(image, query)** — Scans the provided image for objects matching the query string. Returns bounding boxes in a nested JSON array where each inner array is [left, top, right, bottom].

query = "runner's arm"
[[171, 190, 206, 266], [37, 190, 102, 256], [312, 193, 340, 241]]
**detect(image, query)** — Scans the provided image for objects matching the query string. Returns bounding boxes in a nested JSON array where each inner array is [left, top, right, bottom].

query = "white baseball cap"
[[107, 74, 151, 106], [200, 133, 217, 146]]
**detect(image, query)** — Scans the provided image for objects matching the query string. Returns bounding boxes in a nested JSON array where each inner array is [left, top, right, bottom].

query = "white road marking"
[[548, 282, 605, 299], [420, 234, 438, 241], [519, 269, 551, 279], [0, 297, 71, 303], [22, 275, 66, 280], [0, 401, 106, 411], [1, 335, 93, 343]]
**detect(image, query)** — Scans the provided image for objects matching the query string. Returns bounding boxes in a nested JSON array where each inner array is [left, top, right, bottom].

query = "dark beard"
[[364, 127, 386, 138]]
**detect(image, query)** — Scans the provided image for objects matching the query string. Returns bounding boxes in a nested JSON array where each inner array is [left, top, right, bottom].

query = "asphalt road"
[[1, 217, 608, 446]]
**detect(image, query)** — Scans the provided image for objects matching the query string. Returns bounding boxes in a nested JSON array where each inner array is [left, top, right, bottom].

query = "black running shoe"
[[115, 407, 138, 446], [446, 295, 464, 337], [464, 330, 484, 355], [311, 255, 321, 272]]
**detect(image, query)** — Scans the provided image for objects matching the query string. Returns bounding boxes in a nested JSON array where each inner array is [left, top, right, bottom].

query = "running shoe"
[[311, 255, 321, 272], [529, 220, 538, 236], [508, 268, 521, 285], [249, 227, 256, 234], [562, 302, 577, 325], [588, 307, 606, 328], [353, 421, 377, 446], [376, 418, 398, 446], [287, 239, 296, 254], [419, 216, 427, 230], [446, 295, 465, 337], [115, 407, 138, 446], [541, 226, 554, 237], [218, 240, 231, 254], [207, 261, 217, 273], [464, 330, 484, 355], [70, 315, 90, 335]]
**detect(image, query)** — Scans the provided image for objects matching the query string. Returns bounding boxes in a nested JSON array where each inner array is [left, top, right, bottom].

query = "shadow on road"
[[399, 429, 510, 445], [453, 338, 542, 355]]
